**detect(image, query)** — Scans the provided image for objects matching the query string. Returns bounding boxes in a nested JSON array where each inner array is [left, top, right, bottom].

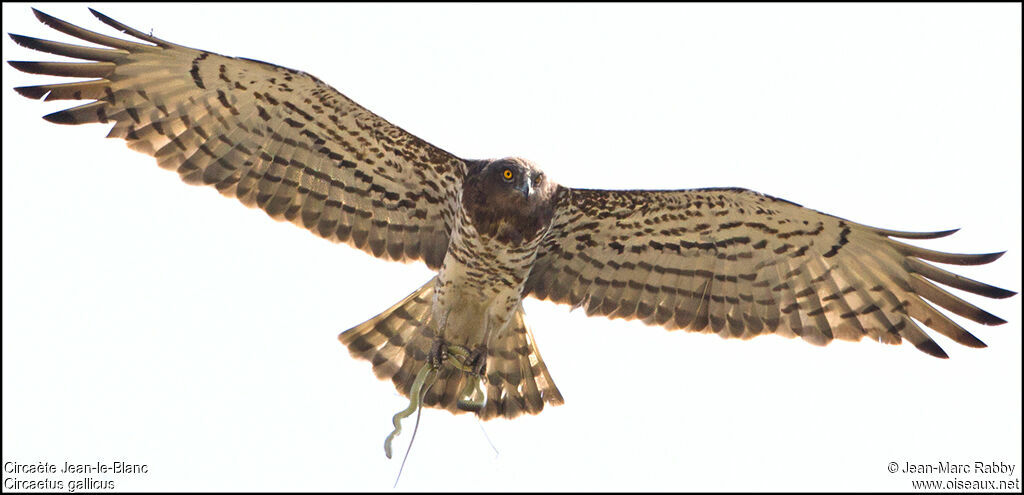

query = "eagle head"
[[462, 157, 560, 245]]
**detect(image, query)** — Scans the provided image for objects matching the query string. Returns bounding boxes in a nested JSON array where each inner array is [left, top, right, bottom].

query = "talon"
[[428, 338, 448, 369], [457, 347, 488, 412], [466, 346, 487, 376]]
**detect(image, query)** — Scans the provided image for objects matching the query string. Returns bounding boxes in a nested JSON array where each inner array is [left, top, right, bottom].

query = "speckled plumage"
[[9, 9, 1015, 421]]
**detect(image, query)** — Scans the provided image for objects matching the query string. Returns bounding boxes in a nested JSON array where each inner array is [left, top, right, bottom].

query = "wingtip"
[[8, 33, 33, 48], [88, 8, 109, 22], [7, 60, 30, 72], [84, 7, 169, 48], [877, 227, 960, 240], [913, 228, 960, 240], [920, 340, 950, 359], [955, 330, 988, 349], [13, 85, 46, 100], [989, 285, 1017, 300], [7, 61, 53, 76], [31, 8, 83, 35], [968, 251, 1008, 265], [31, 7, 59, 26], [985, 250, 1007, 263], [982, 314, 1008, 326], [42, 109, 78, 125], [88, 8, 123, 32]]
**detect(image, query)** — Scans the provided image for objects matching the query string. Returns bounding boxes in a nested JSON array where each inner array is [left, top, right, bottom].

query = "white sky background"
[[2, 3, 1021, 492]]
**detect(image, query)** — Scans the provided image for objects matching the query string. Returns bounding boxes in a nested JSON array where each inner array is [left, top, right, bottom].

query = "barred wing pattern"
[[526, 188, 1015, 358], [9, 9, 466, 268]]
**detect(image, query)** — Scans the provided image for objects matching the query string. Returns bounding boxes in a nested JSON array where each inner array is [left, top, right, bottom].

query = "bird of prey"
[[7, 8, 1016, 424]]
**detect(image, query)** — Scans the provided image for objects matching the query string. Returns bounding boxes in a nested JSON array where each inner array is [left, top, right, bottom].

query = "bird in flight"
[[8, 8, 1015, 422]]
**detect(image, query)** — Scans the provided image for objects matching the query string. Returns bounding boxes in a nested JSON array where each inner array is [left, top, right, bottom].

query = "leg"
[[465, 345, 487, 376], [464, 315, 496, 377], [427, 308, 453, 369], [457, 347, 487, 412]]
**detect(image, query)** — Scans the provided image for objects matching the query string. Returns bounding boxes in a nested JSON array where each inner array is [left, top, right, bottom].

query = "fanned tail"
[[339, 278, 564, 420]]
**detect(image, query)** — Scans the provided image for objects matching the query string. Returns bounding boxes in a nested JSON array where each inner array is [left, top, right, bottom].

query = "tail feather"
[[339, 278, 564, 420], [340, 279, 437, 388], [481, 310, 564, 419]]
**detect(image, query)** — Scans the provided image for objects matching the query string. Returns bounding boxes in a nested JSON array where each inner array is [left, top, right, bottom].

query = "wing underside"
[[9, 8, 467, 269], [526, 187, 1015, 358]]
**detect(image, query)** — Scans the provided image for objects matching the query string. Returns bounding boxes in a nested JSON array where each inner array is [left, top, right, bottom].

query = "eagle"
[[7, 7, 1016, 427]]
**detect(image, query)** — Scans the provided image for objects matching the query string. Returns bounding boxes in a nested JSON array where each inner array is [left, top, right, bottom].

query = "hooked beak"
[[515, 180, 532, 199]]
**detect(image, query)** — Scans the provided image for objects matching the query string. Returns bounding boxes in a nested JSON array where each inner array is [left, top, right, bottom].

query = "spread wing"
[[525, 187, 1015, 358], [8, 8, 467, 269]]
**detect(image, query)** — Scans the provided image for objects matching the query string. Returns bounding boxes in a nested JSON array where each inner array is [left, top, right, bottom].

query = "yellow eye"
[[502, 168, 514, 181]]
